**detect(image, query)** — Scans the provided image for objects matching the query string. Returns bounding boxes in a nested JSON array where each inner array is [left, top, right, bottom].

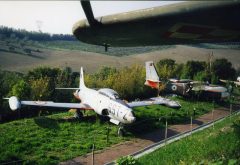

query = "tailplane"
[[145, 61, 160, 89]]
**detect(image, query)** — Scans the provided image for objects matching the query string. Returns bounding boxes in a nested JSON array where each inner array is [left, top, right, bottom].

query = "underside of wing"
[[21, 101, 92, 110], [127, 97, 181, 109], [73, 1, 240, 47]]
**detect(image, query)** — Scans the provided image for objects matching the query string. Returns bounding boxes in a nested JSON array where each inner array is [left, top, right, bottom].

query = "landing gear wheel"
[[74, 109, 83, 119], [118, 126, 125, 137]]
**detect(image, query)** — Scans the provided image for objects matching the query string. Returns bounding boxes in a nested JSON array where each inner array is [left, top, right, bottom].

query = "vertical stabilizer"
[[80, 67, 86, 89], [145, 61, 160, 89]]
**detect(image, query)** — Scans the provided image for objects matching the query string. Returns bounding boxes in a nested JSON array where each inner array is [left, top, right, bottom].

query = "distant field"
[[0, 40, 240, 73], [0, 97, 216, 164]]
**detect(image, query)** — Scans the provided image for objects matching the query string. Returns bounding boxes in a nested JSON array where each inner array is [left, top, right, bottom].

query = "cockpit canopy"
[[98, 88, 120, 100]]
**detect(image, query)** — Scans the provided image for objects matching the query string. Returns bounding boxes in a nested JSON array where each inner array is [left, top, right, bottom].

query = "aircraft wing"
[[220, 79, 240, 86], [21, 101, 93, 110], [192, 85, 228, 93], [127, 97, 181, 109], [73, 1, 240, 47]]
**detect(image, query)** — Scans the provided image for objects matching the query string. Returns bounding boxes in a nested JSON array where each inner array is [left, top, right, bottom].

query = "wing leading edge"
[[21, 101, 92, 110]]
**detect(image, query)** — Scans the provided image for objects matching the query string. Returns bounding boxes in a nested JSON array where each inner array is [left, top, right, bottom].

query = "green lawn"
[[0, 112, 126, 165], [0, 97, 219, 164], [131, 97, 216, 133], [138, 113, 240, 165]]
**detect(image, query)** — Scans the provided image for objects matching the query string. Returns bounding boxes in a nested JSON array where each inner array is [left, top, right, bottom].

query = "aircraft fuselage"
[[75, 87, 136, 125]]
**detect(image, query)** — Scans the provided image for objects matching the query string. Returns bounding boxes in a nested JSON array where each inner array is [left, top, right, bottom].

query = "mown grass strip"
[[138, 112, 240, 165]]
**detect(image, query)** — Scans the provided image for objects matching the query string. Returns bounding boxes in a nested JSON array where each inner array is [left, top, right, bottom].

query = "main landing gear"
[[74, 109, 83, 119]]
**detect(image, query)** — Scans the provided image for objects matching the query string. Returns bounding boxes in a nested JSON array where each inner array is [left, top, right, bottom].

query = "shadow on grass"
[[0, 153, 24, 165], [125, 119, 180, 143], [56, 115, 98, 124], [34, 115, 99, 130], [34, 116, 60, 130]]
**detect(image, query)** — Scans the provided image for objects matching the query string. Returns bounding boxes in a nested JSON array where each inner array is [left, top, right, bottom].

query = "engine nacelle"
[[9, 96, 21, 111]]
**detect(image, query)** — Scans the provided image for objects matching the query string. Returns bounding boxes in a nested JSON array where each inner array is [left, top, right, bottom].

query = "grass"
[[138, 113, 240, 165], [131, 97, 216, 133], [0, 38, 174, 57], [0, 97, 222, 164], [0, 112, 127, 164], [37, 40, 174, 56]]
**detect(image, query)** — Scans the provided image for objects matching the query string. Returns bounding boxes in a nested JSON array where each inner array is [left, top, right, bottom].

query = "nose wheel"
[[118, 124, 125, 137]]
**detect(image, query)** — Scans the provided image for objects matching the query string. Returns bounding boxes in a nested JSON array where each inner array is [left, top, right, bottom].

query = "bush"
[[116, 155, 138, 165]]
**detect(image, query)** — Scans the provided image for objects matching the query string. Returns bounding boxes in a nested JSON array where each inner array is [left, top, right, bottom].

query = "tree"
[[9, 79, 30, 99], [111, 65, 146, 100], [181, 61, 206, 79], [156, 59, 177, 79], [29, 77, 53, 100], [212, 58, 236, 80]]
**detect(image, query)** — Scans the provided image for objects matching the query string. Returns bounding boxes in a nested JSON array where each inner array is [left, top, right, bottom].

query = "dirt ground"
[[60, 104, 240, 165]]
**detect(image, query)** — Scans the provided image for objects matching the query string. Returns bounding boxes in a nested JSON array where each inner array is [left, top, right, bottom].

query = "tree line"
[[0, 26, 76, 41], [0, 58, 238, 122]]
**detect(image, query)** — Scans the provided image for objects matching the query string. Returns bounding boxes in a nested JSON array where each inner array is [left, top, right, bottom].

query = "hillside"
[[0, 26, 240, 73], [0, 43, 240, 73]]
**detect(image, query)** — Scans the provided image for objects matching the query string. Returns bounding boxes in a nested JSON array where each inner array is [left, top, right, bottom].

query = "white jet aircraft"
[[6, 67, 181, 135]]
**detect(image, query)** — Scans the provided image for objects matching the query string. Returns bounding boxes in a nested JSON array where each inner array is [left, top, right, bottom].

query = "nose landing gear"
[[118, 124, 125, 137]]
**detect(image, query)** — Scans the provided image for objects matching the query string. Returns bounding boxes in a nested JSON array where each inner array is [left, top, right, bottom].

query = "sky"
[[0, 1, 181, 34]]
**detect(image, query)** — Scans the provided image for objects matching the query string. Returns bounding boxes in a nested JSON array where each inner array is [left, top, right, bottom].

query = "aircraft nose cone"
[[131, 116, 136, 123], [126, 111, 136, 123]]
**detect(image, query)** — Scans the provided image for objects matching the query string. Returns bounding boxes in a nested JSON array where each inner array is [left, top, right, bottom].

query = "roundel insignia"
[[172, 85, 177, 91]]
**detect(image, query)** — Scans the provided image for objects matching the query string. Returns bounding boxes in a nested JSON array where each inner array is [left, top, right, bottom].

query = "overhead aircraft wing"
[[20, 101, 92, 110], [73, 1, 240, 47], [127, 96, 181, 109]]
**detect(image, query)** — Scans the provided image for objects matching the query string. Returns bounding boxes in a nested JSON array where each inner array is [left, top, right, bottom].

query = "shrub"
[[116, 155, 138, 165]]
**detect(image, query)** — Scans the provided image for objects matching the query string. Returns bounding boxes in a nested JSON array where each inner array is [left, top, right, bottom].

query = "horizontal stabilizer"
[[55, 88, 79, 90]]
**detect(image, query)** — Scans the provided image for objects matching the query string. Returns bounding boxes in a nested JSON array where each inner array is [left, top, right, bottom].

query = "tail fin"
[[79, 67, 86, 89], [145, 61, 160, 89]]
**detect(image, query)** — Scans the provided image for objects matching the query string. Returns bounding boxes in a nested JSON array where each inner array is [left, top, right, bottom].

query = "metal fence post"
[[212, 101, 215, 129], [230, 103, 232, 121], [190, 116, 193, 135], [92, 143, 95, 165], [164, 118, 168, 146]]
